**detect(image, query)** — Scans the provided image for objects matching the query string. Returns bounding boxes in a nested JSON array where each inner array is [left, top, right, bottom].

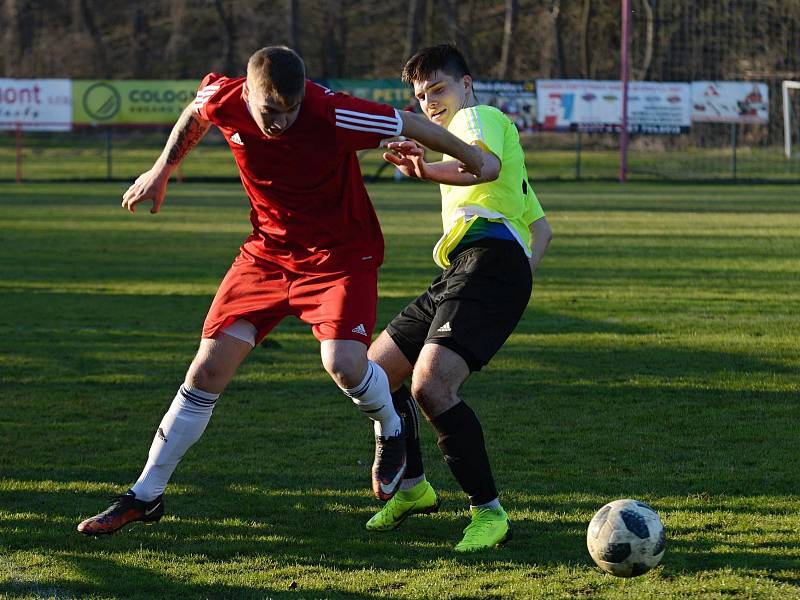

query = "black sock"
[[392, 385, 425, 479], [431, 401, 497, 506]]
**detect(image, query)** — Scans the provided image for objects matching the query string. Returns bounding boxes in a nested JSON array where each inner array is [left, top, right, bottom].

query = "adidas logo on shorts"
[[437, 322, 452, 333], [351, 323, 367, 336], [230, 132, 244, 145]]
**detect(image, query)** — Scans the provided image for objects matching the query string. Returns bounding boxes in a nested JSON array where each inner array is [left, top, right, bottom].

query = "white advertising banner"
[[0, 79, 72, 131], [537, 80, 691, 134], [691, 81, 768, 124], [473, 80, 537, 132]]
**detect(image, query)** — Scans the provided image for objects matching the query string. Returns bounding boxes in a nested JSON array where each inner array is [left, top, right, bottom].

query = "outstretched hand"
[[121, 167, 171, 214], [382, 140, 427, 179]]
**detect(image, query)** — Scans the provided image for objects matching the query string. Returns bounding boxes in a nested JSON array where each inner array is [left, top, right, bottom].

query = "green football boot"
[[454, 506, 512, 552], [366, 480, 440, 531]]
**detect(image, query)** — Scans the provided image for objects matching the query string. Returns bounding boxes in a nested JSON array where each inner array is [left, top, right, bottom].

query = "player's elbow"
[[482, 163, 500, 182], [398, 111, 425, 138], [533, 217, 553, 245], [480, 153, 501, 182]]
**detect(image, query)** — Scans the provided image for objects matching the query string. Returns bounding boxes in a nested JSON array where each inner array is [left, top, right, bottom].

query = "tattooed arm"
[[121, 104, 211, 214]]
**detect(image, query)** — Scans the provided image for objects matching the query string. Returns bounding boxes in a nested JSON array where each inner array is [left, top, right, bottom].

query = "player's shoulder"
[[194, 74, 244, 118], [196, 73, 243, 101], [475, 104, 513, 126], [303, 80, 336, 106], [451, 105, 510, 135]]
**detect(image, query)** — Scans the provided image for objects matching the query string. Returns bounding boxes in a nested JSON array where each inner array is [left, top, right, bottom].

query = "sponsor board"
[[0, 79, 72, 131], [537, 80, 691, 134], [321, 79, 414, 109], [691, 81, 768, 124], [473, 80, 536, 131], [73, 80, 199, 124]]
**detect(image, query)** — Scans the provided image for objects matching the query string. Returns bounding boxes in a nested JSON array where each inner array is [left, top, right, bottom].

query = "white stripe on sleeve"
[[335, 108, 402, 136]]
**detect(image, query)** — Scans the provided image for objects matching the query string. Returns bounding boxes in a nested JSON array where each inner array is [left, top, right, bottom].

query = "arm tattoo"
[[164, 108, 210, 166]]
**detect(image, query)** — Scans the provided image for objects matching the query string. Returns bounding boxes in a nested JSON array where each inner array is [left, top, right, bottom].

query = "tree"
[[212, 0, 237, 75], [498, 0, 517, 79], [287, 0, 300, 53], [3, 0, 35, 77]]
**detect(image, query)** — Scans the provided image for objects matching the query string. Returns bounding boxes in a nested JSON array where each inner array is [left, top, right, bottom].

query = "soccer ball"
[[586, 498, 666, 577]]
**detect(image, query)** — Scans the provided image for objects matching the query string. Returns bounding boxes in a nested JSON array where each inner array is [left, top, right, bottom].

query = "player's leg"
[[77, 255, 287, 535], [320, 338, 402, 438], [77, 329, 254, 535], [295, 268, 404, 500], [413, 240, 533, 551], [368, 331, 422, 487], [365, 330, 440, 531], [131, 329, 254, 499], [320, 338, 406, 500], [412, 342, 511, 552]]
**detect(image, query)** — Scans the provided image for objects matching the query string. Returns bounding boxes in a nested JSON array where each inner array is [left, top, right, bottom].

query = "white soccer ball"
[[586, 498, 666, 577]]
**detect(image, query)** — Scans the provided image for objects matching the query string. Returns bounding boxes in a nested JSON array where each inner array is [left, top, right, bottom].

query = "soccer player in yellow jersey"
[[366, 45, 552, 551]]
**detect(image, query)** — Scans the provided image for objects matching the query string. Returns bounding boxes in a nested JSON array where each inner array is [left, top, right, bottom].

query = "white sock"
[[131, 385, 219, 501], [400, 475, 426, 491], [342, 360, 402, 438], [473, 498, 502, 510]]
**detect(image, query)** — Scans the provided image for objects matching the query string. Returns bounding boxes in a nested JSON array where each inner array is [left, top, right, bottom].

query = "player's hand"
[[121, 166, 171, 214], [383, 140, 427, 179]]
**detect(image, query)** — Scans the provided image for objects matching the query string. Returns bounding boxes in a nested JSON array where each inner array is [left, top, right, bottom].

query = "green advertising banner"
[[73, 80, 199, 124], [322, 79, 413, 109]]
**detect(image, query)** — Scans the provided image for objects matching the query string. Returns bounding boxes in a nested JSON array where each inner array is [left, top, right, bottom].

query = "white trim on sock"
[[131, 386, 218, 501], [342, 361, 402, 438], [473, 498, 501, 510], [400, 475, 426, 491]]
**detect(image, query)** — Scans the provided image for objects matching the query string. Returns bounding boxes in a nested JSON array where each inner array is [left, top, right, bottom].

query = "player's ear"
[[462, 75, 472, 93], [242, 81, 249, 101]]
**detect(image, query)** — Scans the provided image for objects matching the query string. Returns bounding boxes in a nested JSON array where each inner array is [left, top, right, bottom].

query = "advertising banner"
[[473, 80, 536, 131], [691, 81, 768, 124], [0, 79, 72, 131], [321, 79, 414, 109], [537, 80, 691, 134], [73, 80, 199, 124]]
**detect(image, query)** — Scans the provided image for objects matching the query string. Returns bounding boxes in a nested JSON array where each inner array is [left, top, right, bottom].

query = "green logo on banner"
[[73, 80, 199, 124], [82, 82, 122, 121]]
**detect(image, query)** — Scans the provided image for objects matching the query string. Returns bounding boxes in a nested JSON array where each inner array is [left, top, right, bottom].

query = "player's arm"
[[397, 111, 487, 179], [528, 215, 552, 274], [121, 104, 212, 214], [383, 139, 500, 185]]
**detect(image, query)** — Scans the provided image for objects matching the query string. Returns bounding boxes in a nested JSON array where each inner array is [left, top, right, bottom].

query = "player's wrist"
[[153, 158, 177, 177]]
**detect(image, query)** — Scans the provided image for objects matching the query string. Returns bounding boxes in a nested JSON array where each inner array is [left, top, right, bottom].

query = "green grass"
[[1, 180, 799, 599], [2, 130, 799, 182]]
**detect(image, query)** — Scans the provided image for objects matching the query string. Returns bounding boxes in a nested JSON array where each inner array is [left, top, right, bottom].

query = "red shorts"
[[202, 252, 377, 344]]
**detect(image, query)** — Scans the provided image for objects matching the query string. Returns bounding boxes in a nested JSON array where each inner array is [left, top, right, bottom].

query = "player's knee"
[[185, 361, 223, 392], [323, 352, 366, 389], [410, 378, 455, 419]]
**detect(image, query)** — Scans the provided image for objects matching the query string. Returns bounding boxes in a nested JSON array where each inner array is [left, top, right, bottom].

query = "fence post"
[[619, 0, 631, 183], [106, 127, 113, 181], [15, 124, 23, 183], [731, 123, 737, 180]]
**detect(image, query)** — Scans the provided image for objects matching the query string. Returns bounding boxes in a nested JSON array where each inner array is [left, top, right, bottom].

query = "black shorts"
[[385, 238, 533, 372]]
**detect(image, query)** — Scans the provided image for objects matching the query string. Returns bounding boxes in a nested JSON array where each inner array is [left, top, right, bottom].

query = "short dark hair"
[[402, 44, 471, 84], [247, 46, 305, 100]]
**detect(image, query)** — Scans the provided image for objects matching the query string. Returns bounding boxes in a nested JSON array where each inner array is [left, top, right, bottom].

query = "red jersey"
[[193, 74, 402, 273]]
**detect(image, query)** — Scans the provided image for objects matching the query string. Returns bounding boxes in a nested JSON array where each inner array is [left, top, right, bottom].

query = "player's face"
[[245, 82, 303, 137], [413, 71, 472, 128]]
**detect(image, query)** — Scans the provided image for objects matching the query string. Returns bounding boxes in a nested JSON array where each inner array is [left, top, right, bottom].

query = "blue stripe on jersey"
[[456, 217, 516, 249]]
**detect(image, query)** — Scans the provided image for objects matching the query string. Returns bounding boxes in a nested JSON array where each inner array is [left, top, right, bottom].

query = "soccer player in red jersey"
[[76, 46, 486, 536]]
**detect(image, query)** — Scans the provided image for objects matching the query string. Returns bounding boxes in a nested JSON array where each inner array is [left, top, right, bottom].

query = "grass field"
[[3, 130, 800, 182], [1, 179, 799, 599]]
